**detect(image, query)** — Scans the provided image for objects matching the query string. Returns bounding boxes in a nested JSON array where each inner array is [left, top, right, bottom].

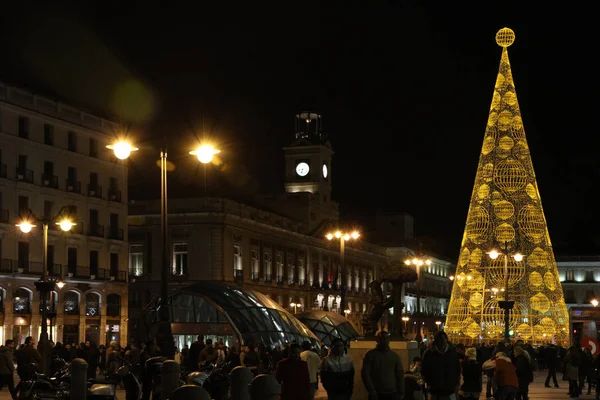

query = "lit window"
[[233, 244, 242, 272], [129, 245, 144, 276], [173, 243, 188, 275]]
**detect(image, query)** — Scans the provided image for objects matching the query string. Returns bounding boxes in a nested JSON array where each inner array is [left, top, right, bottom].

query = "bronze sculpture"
[[362, 262, 419, 338]]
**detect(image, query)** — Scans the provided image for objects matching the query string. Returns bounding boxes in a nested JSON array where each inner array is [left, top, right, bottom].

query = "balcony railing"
[[42, 173, 59, 189], [108, 227, 124, 241], [264, 273, 272, 283], [287, 279, 295, 287], [94, 269, 109, 280], [16, 168, 34, 184], [276, 275, 284, 285], [88, 224, 104, 238], [251, 272, 260, 281], [66, 179, 81, 194], [0, 164, 6, 178], [108, 189, 122, 202], [0, 209, 8, 223], [116, 270, 127, 282], [74, 266, 90, 279], [87, 184, 102, 199], [234, 269, 244, 281]]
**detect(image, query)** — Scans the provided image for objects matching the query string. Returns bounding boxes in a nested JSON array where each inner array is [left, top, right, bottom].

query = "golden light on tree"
[[445, 28, 570, 345]]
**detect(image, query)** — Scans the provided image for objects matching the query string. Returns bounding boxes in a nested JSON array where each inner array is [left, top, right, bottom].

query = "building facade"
[[0, 82, 129, 346], [557, 256, 600, 342], [127, 112, 391, 347]]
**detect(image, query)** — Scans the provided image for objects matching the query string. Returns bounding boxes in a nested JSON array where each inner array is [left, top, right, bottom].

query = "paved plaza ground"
[[0, 369, 593, 399]]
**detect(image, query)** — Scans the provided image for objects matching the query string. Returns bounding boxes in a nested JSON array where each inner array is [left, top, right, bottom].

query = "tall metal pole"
[[503, 253, 510, 344], [157, 150, 175, 359], [38, 223, 51, 374], [339, 237, 346, 316], [415, 265, 422, 343]]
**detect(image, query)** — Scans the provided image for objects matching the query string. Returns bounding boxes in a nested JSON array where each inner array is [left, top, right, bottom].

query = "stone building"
[[0, 82, 129, 346], [557, 255, 600, 343]]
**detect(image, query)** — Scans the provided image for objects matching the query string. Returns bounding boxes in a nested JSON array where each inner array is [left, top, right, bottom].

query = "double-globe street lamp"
[[404, 256, 432, 342], [325, 230, 360, 316], [16, 209, 74, 374], [107, 140, 220, 359], [487, 242, 523, 344]]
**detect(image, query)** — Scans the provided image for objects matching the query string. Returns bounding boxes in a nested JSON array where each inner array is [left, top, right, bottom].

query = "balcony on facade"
[[88, 224, 105, 238], [41, 173, 59, 189], [109, 189, 122, 203], [15, 167, 34, 184], [87, 184, 103, 199], [0, 260, 127, 282], [66, 179, 81, 194], [108, 227, 124, 241]]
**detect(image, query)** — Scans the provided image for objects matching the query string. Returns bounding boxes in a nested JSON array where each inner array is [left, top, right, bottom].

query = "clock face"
[[322, 163, 328, 178], [296, 162, 310, 177]]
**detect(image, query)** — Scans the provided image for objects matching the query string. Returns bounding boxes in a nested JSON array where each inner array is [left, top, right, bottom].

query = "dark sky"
[[1, 3, 597, 259]]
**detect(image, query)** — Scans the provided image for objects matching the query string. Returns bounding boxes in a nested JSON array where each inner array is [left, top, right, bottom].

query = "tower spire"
[[445, 28, 569, 344]]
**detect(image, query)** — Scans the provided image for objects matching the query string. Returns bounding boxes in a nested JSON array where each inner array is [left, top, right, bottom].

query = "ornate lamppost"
[[487, 242, 523, 344], [108, 141, 220, 359], [16, 209, 73, 374], [404, 256, 432, 343], [325, 230, 360, 316]]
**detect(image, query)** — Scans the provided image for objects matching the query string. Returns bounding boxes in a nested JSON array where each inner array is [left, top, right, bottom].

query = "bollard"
[[161, 360, 181, 400], [230, 366, 253, 400], [171, 384, 212, 400], [71, 358, 88, 400], [249, 374, 281, 400]]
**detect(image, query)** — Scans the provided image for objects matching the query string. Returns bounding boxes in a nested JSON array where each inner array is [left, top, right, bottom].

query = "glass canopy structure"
[[137, 281, 321, 350], [296, 310, 360, 347]]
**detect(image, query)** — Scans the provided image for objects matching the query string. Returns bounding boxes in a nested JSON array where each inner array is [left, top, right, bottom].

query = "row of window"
[[0, 288, 121, 317], [0, 112, 101, 158], [0, 192, 124, 240], [0, 240, 123, 279], [128, 242, 374, 291], [0, 150, 122, 202]]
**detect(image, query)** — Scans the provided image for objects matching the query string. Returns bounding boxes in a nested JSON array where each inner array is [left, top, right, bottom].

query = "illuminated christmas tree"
[[445, 28, 569, 344]]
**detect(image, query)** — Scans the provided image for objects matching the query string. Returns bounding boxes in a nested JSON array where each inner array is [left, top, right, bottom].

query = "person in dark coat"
[[513, 345, 533, 400], [421, 331, 461, 399], [460, 348, 482, 400], [544, 343, 559, 388]]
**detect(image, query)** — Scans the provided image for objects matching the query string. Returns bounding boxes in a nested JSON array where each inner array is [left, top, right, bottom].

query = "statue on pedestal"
[[362, 261, 419, 338]]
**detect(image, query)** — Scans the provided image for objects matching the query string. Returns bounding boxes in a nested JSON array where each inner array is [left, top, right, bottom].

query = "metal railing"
[[42, 174, 59, 189], [16, 168, 34, 183], [108, 227, 124, 240], [234, 269, 244, 280], [66, 179, 81, 194], [108, 189, 122, 202], [87, 184, 102, 199], [88, 224, 104, 238]]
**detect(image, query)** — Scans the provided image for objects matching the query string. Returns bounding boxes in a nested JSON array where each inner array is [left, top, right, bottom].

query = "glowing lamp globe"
[[58, 220, 75, 232], [191, 145, 220, 164], [17, 222, 34, 233], [496, 27, 515, 48], [107, 141, 138, 160]]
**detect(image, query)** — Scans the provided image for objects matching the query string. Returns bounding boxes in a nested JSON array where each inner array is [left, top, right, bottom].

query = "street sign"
[[581, 337, 599, 356]]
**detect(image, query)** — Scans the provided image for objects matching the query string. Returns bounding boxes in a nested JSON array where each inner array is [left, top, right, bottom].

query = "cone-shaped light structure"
[[445, 28, 569, 345]]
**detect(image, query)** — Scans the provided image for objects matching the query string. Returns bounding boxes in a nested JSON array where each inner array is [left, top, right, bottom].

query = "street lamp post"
[[108, 141, 220, 359], [488, 242, 522, 345], [404, 256, 432, 343], [402, 316, 409, 336], [435, 320, 442, 331], [326, 230, 360, 316], [290, 302, 302, 314], [16, 212, 72, 374]]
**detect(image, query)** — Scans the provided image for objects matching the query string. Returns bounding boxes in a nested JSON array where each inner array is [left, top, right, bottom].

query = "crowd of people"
[[0, 331, 598, 400]]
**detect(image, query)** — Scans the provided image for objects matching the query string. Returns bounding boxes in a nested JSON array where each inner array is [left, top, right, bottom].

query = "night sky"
[[0, 3, 597, 259]]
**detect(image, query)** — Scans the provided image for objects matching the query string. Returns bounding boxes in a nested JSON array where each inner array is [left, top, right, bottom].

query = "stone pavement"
[[0, 369, 592, 399]]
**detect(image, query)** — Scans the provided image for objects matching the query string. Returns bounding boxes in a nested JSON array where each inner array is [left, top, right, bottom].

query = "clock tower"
[[283, 112, 338, 230]]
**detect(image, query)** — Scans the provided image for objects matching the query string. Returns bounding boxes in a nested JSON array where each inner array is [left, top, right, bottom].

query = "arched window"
[[106, 294, 121, 317], [85, 293, 101, 317], [64, 291, 80, 315], [13, 288, 31, 314]]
